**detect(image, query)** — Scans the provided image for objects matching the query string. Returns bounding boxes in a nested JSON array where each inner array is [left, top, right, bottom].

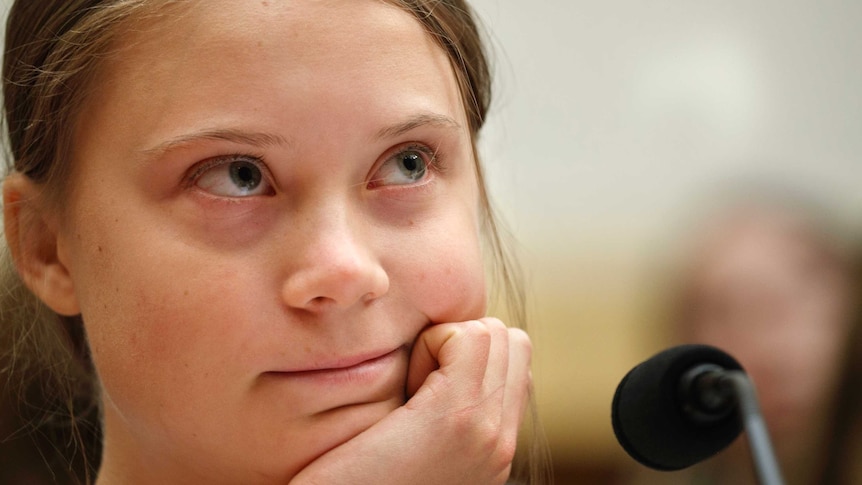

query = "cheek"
[[65, 210, 263, 407], [414, 255, 486, 323], [388, 214, 487, 325]]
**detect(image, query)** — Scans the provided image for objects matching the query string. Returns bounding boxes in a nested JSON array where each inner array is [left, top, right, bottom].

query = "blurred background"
[[467, 0, 862, 483]]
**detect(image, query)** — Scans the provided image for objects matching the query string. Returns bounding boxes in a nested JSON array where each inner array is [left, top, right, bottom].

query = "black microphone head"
[[611, 344, 744, 471]]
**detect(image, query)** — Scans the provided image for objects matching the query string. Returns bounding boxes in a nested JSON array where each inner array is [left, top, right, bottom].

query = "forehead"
[[688, 213, 842, 298], [133, 1, 430, 64], [80, 0, 466, 151]]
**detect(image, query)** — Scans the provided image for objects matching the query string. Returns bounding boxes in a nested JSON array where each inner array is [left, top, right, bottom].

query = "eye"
[[369, 145, 437, 188], [193, 155, 274, 197]]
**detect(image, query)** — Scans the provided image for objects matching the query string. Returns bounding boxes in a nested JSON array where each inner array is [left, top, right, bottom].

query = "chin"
[[264, 396, 404, 479]]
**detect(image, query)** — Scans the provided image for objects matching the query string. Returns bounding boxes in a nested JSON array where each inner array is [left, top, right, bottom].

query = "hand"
[[290, 317, 532, 485]]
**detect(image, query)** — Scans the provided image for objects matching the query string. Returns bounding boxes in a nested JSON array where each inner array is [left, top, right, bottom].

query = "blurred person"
[[627, 187, 859, 484]]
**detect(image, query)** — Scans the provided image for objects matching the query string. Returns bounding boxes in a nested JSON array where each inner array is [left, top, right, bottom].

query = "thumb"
[[405, 320, 489, 398]]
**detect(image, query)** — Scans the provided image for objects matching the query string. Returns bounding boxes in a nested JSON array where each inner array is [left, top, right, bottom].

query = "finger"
[[500, 328, 533, 441], [406, 322, 456, 397], [406, 320, 491, 400], [479, 317, 511, 401]]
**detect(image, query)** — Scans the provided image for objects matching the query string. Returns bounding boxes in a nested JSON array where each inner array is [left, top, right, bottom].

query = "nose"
[[281, 207, 389, 311]]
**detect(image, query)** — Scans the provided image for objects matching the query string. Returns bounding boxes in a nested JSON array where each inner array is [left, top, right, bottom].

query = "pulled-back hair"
[[1, 1, 537, 483]]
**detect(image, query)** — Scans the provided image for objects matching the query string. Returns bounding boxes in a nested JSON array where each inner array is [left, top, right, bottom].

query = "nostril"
[[305, 295, 332, 309], [280, 237, 390, 311]]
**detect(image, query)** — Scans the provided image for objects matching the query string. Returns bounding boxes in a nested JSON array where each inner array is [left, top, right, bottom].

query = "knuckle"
[[481, 316, 506, 330], [508, 328, 532, 354], [462, 319, 492, 341], [494, 434, 518, 468], [486, 436, 517, 484], [451, 406, 500, 444], [507, 327, 530, 344]]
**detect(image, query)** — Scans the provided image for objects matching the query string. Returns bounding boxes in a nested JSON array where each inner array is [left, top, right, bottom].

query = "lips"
[[265, 346, 406, 385], [292, 348, 400, 373]]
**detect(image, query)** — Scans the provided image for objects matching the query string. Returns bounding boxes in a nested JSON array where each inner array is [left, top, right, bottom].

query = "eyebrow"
[[140, 114, 459, 159], [374, 113, 462, 140], [141, 128, 290, 159]]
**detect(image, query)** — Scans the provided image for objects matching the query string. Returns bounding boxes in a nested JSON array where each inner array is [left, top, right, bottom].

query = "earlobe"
[[3, 173, 81, 316]]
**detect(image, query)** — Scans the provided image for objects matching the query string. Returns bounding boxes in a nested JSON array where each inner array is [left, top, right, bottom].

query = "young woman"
[[0, 1, 544, 483]]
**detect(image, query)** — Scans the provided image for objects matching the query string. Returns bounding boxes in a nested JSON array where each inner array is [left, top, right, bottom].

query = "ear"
[[3, 173, 81, 316]]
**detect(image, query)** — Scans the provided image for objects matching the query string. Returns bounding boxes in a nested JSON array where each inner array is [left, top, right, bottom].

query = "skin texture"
[[2, 1, 532, 484]]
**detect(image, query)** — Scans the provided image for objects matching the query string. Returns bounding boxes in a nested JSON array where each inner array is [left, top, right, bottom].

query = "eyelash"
[[406, 143, 446, 172], [185, 152, 270, 188], [367, 142, 447, 186]]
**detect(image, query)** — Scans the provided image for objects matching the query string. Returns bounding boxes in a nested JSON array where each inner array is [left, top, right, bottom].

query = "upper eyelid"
[[375, 142, 443, 175], [391, 142, 443, 169], [186, 153, 270, 187], [364, 142, 444, 189]]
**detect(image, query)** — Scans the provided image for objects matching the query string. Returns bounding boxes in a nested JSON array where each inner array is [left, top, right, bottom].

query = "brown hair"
[[817, 253, 862, 484], [1, 1, 544, 483]]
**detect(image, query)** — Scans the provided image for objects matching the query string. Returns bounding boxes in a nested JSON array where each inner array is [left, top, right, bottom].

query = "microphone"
[[612, 345, 785, 485]]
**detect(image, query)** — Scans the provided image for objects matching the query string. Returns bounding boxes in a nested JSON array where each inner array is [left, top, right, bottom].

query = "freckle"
[[184, 290, 189, 296], [97, 245, 102, 253], [408, 220, 415, 226], [304, 345, 311, 354]]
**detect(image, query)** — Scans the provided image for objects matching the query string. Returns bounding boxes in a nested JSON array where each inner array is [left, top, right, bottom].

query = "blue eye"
[[371, 146, 433, 187], [396, 151, 427, 181], [230, 161, 262, 191], [195, 156, 273, 197]]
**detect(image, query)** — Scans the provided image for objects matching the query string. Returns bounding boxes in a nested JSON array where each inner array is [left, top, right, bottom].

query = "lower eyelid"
[[372, 176, 439, 198]]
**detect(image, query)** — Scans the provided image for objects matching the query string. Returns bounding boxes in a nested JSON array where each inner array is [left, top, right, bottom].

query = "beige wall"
[[468, 0, 862, 472]]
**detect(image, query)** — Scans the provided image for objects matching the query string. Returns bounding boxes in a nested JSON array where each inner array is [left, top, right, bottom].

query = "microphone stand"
[[723, 371, 786, 485]]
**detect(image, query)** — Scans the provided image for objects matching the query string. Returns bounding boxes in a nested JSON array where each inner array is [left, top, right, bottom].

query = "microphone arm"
[[679, 365, 784, 484], [723, 371, 785, 485]]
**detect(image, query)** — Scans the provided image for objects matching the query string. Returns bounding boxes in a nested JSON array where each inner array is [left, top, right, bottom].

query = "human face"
[[58, 1, 486, 483], [686, 212, 850, 448]]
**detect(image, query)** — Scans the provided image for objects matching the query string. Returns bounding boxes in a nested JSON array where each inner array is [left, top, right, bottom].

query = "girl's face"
[[57, 1, 486, 482]]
